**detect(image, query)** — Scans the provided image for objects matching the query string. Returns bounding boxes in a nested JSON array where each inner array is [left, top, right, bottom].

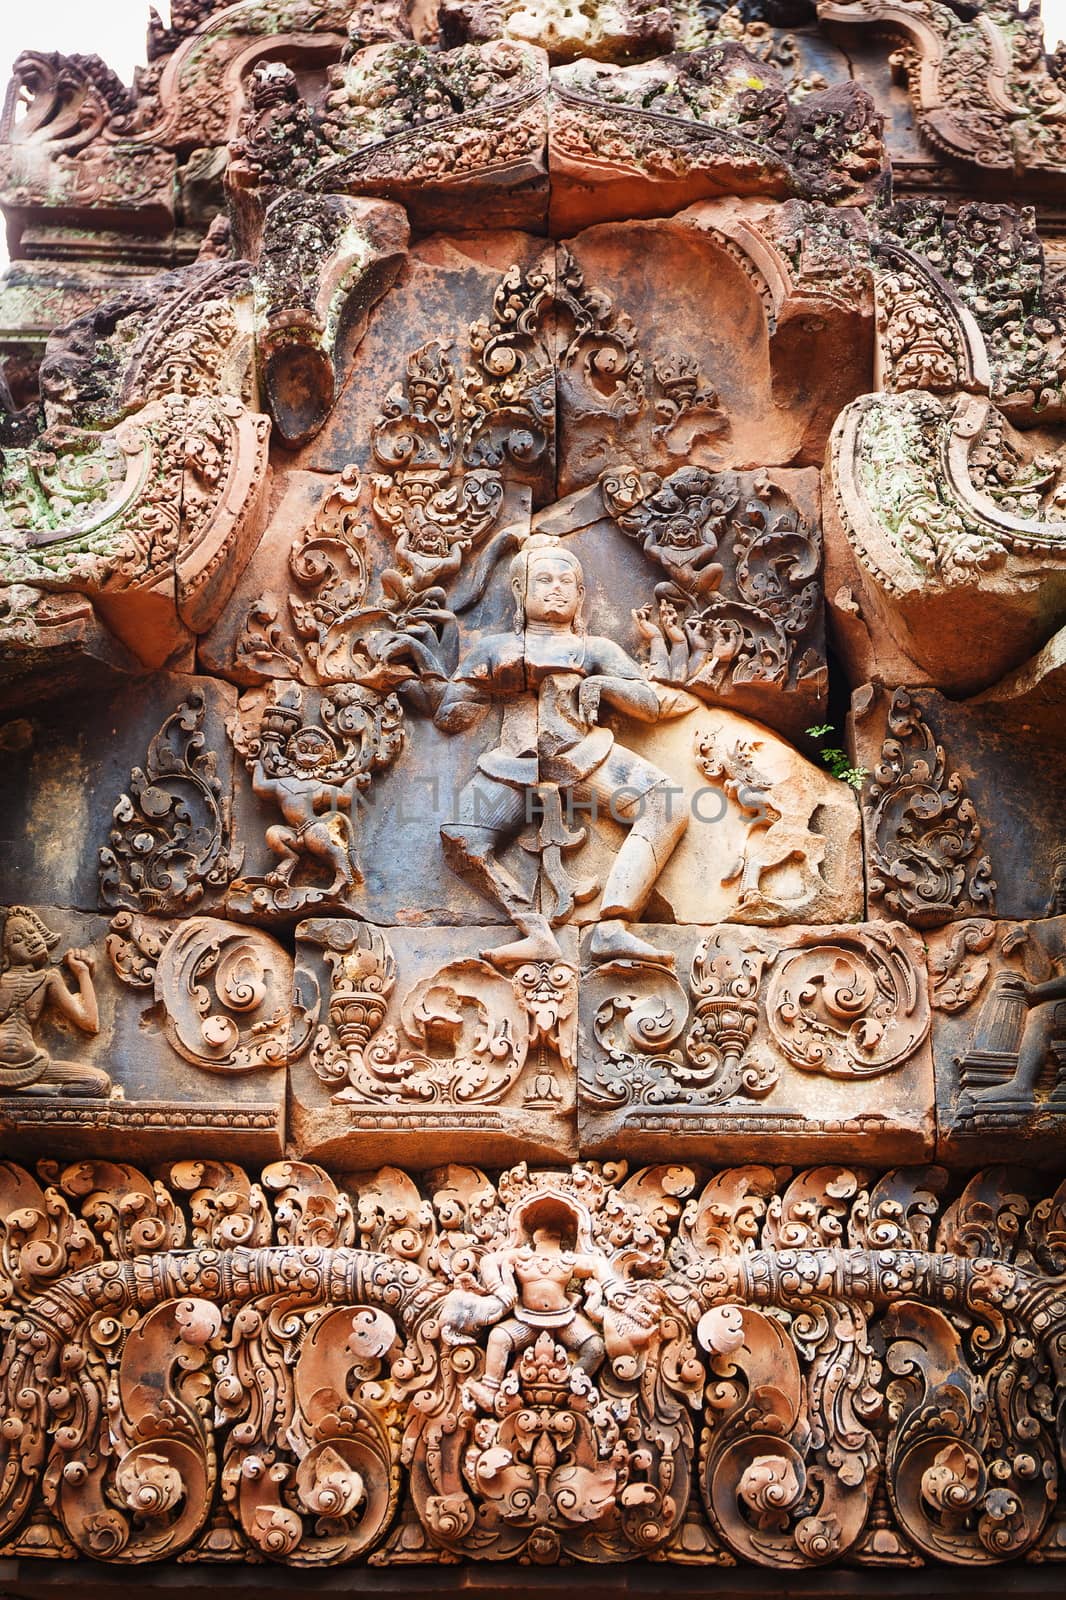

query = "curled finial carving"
[[863, 689, 996, 928]]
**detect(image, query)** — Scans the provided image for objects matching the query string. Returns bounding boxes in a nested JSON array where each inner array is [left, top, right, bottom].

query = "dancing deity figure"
[[435, 535, 687, 968], [0, 908, 111, 1096], [441, 1196, 624, 1410]]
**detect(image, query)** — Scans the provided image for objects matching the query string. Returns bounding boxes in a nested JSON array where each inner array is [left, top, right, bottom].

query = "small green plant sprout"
[[805, 724, 868, 791]]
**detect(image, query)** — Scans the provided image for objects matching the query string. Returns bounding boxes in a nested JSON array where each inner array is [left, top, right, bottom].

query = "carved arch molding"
[[0, 1156, 1064, 1570], [1, 0, 1066, 1583]]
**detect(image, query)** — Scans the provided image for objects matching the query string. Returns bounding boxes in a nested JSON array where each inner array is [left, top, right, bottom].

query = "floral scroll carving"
[[863, 689, 996, 928], [0, 1157, 1061, 1568], [106, 911, 311, 1075], [580, 919, 931, 1145], [765, 924, 930, 1079], [299, 919, 576, 1116], [99, 690, 241, 915]]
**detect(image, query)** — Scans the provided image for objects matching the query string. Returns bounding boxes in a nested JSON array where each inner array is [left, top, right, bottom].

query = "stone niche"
[[1, 0, 1066, 1585]]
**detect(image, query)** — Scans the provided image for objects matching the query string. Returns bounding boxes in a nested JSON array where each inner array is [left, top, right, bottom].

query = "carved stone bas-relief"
[[853, 683, 1066, 924], [930, 914, 1066, 1163], [579, 919, 934, 1161], [1, 0, 1066, 1582], [0, 1156, 1062, 1569], [0, 906, 287, 1161], [292, 919, 576, 1163]]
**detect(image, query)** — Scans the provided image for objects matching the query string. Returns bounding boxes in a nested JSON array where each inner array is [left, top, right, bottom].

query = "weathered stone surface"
[[549, 45, 886, 233], [0, 673, 238, 914], [0, 905, 285, 1159], [1, 0, 1065, 1579], [853, 684, 1065, 925], [969, 619, 1066, 730], [929, 915, 1066, 1166], [556, 207, 873, 489], [290, 919, 577, 1164], [827, 389, 1066, 695], [252, 193, 408, 448], [578, 919, 934, 1162], [874, 199, 1066, 424], [0, 587, 144, 708], [304, 41, 550, 233]]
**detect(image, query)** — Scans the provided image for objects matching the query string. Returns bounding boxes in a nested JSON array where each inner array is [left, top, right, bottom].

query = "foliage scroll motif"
[[0, 1159, 1061, 1567], [584, 920, 928, 1112], [99, 691, 242, 915], [863, 689, 996, 929]]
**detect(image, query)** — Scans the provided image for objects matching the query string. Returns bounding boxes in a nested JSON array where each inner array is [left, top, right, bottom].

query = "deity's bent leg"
[[466, 1319, 536, 1408], [441, 776, 561, 966], [265, 824, 302, 885], [33, 1057, 112, 1097], [978, 999, 1063, 1106], [560, 1313, 606, 1380], [586, 755, 688, 967]]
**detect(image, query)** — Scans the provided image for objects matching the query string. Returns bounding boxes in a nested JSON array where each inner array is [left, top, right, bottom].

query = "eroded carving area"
[[0, 0, 1065, 1578]]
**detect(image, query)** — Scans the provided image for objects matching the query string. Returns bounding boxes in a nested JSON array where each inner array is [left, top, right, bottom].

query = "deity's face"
[[530, 1225, 565, 1252], [522, 554, 583, 627], [3, 919, 49, 968]]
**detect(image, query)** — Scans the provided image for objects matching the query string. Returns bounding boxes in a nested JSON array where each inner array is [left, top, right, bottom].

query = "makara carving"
[[0, 1157, 1061, 1568]]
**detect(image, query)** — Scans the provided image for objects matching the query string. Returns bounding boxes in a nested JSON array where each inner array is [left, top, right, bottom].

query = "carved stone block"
[[542, 464, 829, 743], [853, 684, 1066, 924], [0, 142, 176, 252], [0, 587, 144, 710], [0, 673, 239, 915], [555, 211, 872, 494], [301, 232, 556, 508], [930, 915, 1066, 1165], [827, 390, 1066, 696], [228, 675, 519, 926], [0, 1153, 1063, 1568], [311, 41, 550, 233], [559, 708, 862, 927], [820, 0, 1066, 184], [548, 47, 886, 234], [578, 920, 934, 1163], [291, 920, 577, 1164], [0, 905, 286, 1159]]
